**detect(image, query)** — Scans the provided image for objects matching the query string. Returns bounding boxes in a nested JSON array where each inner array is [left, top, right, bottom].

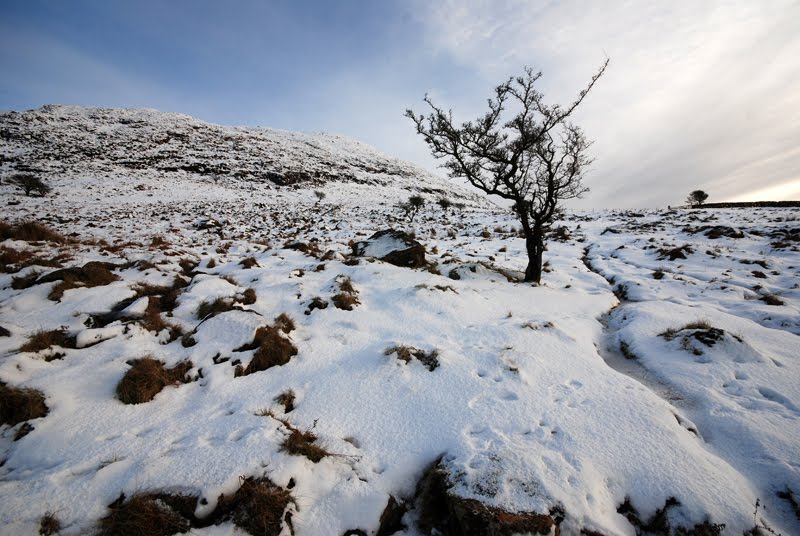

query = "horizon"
[[2, 0, 799, 208]]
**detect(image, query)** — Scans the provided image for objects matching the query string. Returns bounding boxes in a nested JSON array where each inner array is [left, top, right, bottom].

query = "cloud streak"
[[411, 0, 800, 207]]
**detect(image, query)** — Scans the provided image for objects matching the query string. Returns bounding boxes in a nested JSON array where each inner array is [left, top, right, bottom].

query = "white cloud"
[[411, 0, 800, 207]]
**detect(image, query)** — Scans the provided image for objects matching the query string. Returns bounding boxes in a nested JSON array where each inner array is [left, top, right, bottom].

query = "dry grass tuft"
[[0, 246, 65, 274], [97, 493, 193, 536], [281, 428, 330, 463], [241, 288, 257, 305], [332, 275, 360, 311], [239, 257, 259, 269], [0, 220, 67, 244], [38, 512, 61, 536], [196, 297, 235, 319], [0, 380, 48, 426], [274, 390, 296, 413], [216, 477, 294, 535], [246, 328, 297, 375], [761, 293, 785, 306], [273, 313, 295, 334], [19, 329, 76, 353], [115, 357, 193, 405], [40, 262, 120, 301]]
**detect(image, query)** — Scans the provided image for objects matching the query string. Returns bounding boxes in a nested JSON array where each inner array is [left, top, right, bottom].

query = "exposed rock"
[[415, 461, 557, 535], [353, 229, 426, 268]]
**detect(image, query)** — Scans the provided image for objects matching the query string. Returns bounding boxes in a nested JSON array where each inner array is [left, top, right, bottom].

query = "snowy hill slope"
[[0, 112, 799, 535], [0, 105, 484, 205]]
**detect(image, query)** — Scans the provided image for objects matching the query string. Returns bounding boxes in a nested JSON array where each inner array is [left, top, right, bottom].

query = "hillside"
[[0, 105, 484, 205], [1, 108, 799, 536]]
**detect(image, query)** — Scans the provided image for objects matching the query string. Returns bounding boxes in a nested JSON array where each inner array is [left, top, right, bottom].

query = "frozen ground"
[[0, 107, 798, 536], [1, 176, 798, 536]]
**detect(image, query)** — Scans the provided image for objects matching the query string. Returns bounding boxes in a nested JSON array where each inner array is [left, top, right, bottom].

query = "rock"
[[353, 229, 426, 268], [415, 461, 557, 535]]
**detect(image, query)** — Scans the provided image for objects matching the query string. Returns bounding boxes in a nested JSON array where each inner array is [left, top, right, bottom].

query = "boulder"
[[353, 229, 426, 268]]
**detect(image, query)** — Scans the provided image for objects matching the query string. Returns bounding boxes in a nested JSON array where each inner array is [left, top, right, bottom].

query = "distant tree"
[[314, 190, 326, 204], [437, 197, 452, 211], [406, 61, 608, 283], [402, 195, 425, 222], [7, 173, 51, 197], [686, 190, 709, 208]]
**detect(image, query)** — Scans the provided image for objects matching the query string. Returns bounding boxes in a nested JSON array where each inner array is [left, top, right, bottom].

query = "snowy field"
[[1, 170, 799, 535]]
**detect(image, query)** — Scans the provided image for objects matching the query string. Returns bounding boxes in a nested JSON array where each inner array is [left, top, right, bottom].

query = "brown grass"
[[273, 313, 295, 334], [0, 246, 34, 273], [11, 271, 42, 290], [196, 297, 235, 319], [240, 257, 259, 269], [0, 380, 48, 426], [97, 493, 192, 536], [281, 428, 330, 463], [19, 329, 76, 353], [274, 390, 296, 413], [332, 276, 360, 311], [332, 292, 359, 310], [217, 477, 293, 535], [134, 276, 189, 312], [38, 512, 61, 536], [40, 262, 120, 301], [115, 357, 193, 405], [246, 328, 297, 375], [138, 297, 183, 341], [241, 288, 257, 305], [0, 220, 67, 244]]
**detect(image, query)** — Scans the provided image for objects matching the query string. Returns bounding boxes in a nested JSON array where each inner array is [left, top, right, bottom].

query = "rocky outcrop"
[[352, 229, 426, 268]]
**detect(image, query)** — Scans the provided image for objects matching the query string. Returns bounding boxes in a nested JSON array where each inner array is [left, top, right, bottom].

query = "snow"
[[1, 107, 799, 535]]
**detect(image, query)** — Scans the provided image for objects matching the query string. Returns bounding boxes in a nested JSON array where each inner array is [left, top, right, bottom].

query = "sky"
[[1, 0, 799, 208]]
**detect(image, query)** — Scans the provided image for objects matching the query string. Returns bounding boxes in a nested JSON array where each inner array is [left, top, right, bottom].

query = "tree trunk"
[[524, 224, 544, 284]]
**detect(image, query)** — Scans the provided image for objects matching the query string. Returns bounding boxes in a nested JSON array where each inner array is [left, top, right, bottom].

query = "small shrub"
[[38, 512, 61, 536], [115, 357, 193, 405], [19, 329, 76, 353], [7, 173, 51, 197], [0, 380, 48, 426], [653, 269, 665, 280]]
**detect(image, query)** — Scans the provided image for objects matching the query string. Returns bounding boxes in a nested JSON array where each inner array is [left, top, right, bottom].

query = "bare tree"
[[686, 190, 708, 208], [7, 173, 51, 197], [401, 194, 425, 222], [406, 61, 608, 283]]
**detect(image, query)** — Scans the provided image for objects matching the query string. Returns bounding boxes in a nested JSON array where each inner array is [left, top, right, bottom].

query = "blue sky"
[[2, 0, 799, 208]]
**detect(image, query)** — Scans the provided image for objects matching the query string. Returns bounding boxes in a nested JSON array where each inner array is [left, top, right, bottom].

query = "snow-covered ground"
[[2, 175, 798, 536]]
